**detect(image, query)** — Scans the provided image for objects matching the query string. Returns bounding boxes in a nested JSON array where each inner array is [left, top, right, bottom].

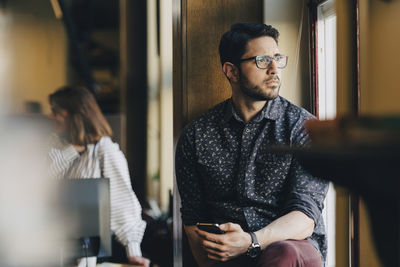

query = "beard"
[[238, 70, 281, 101]]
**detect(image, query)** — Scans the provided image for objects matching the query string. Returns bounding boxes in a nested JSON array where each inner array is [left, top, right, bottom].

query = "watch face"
[[248, 245, 261, 258]]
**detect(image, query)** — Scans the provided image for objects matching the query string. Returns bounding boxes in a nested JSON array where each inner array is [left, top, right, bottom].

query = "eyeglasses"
[[239, 54, 288, 69]]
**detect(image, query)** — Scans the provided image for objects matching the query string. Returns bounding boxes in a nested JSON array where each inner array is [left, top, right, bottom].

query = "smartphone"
[[196, 223, 225, 234]]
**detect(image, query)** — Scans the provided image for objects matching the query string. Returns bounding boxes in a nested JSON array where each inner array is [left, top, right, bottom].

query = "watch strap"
[[249, 232, 259, 245], [246, 232, 261, 258]]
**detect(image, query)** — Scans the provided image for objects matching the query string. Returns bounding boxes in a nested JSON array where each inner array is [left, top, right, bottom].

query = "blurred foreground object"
[[305, 116, 400, 147], [295, 116, 400, 267], [0, 115, 65, 266]]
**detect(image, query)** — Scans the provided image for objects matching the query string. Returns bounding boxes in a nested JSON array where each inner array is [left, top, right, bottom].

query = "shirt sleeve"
[[175, 128, 207, 225], [126, 242, 143, 258], [98, 138, 146, 257], [47, 134, 80, 179], [282, 117, 329, 224]]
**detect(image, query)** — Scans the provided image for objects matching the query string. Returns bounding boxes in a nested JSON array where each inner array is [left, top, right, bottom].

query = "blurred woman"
[[48, 85, 149, 267]]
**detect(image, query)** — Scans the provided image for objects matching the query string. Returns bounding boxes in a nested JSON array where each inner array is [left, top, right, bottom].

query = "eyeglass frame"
[[238, 54, 288, 69]]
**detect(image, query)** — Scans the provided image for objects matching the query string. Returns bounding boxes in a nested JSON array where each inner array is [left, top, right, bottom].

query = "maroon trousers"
[[204, 239, 322, 267]]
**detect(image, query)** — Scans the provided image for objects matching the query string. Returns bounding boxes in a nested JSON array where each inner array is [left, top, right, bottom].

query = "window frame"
[[309, 0, 361, 266]]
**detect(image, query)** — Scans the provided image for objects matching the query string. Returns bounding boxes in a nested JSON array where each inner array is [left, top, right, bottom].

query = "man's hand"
[[127, 256, 150, 267], [196, 222, 252, 262]]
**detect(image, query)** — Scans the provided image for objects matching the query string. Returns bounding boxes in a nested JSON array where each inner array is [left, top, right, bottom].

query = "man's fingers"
[[196, 229, 223, 243], [204, 246, 221, 256], [202, 239, 228, 251], [204, 245, 229, 256], [207, 252, 222, 261], [207, 252, 230, 262], [219, 222, 241, 232]]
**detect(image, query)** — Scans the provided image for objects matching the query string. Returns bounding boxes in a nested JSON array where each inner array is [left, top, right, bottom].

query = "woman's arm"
[[47, 134, 79, 179], [98, 137, 147, 257]]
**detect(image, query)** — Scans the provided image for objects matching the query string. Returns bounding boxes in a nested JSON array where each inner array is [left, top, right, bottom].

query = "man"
[[175, 23, 328, 267]]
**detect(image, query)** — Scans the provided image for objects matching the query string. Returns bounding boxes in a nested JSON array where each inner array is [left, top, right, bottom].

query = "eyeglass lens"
[[256, 55, 287, 69]]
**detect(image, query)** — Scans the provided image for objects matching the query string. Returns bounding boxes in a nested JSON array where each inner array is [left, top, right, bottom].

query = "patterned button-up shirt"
[[175, 96, 329, 259]]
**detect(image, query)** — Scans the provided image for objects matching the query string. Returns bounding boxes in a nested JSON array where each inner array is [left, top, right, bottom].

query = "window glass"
[[317, 1, 337, 266]]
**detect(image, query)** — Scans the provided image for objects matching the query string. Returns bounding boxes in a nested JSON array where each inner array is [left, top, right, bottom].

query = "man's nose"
[[267, 60, 278, 75]]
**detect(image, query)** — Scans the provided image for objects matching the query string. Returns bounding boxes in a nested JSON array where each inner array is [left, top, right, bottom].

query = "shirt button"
[[245, 128, 250, 133]]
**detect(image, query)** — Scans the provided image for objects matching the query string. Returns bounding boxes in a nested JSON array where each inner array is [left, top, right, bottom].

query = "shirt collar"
[[222, 96, 283, 123]]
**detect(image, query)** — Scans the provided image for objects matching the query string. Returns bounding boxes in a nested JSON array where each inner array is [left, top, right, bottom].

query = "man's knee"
[[258, 240, 322, 267], [261, 240, 299, 266]]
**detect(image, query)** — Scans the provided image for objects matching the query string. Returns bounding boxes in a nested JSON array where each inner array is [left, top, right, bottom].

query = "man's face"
[[238, 36, 281, 101]]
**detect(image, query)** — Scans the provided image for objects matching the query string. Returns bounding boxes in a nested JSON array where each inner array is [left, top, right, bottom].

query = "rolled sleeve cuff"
[[126, 242, 142, 257], [283, 192, 321, 224], [49, 134, 79, 161], [62, 145, 79, 161]]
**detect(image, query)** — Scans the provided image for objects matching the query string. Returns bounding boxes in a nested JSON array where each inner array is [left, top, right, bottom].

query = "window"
[[317, 0, 337, 266], [317, 0, 337, 120]]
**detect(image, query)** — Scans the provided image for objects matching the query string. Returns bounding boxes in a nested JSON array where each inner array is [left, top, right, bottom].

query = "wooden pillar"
[[120, 0, 148, 203]]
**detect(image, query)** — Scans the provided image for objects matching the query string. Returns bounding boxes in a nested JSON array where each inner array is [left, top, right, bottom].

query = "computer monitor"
[[58, 178, 112, 261]]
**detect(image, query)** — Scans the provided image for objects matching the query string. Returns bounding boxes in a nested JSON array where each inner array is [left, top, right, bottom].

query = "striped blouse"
[[48, 134, 146, 257]]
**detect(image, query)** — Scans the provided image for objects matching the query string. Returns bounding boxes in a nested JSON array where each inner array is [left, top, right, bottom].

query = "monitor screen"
[[58, 178, 112, 261]]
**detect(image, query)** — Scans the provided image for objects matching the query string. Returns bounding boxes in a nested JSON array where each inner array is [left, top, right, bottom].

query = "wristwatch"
[[246, 232, 261, 258]]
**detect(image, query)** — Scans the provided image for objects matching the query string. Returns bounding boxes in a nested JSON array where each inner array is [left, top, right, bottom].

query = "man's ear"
[[223, 62, 239, 83]]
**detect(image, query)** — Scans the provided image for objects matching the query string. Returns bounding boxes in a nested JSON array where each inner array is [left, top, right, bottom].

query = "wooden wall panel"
[[185, 0, 263, 123]]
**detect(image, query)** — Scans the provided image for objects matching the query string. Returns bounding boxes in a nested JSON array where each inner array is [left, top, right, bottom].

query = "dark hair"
[[218, 23, 280, 66], [49, 86, 112, 146]]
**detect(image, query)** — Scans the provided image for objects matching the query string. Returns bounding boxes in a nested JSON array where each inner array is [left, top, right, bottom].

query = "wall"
[[360, 0, 400, 115], [178, 1, 263, 124], [0, 0, 67, 114], [337, 0, 400, 265], [357, 0, 400, 266], [264, 0, 311, 110]]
